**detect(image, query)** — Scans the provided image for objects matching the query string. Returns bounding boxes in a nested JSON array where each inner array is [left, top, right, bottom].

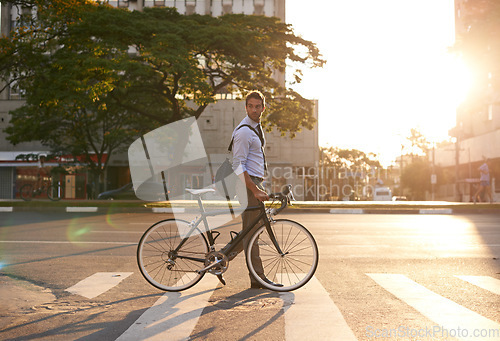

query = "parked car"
[[98, 182, 171, 200], [392, 196, 407, 201], [373, 186, 392, 201]]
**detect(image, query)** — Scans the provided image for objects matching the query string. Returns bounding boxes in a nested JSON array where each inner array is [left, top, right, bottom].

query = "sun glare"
[[287, 0, 463, 165], [441, 56, 472, 108]]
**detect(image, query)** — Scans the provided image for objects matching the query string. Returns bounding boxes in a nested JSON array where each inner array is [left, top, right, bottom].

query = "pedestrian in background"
[[473, 158, 493, 203]]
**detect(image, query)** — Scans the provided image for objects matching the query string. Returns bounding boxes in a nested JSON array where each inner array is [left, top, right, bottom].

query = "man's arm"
[[232, 126, 268, 202], [242, 171, 269, 202], [479, 164, 488, 174]]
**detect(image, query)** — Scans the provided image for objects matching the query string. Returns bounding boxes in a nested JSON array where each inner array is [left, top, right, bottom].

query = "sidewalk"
[[1, 199, 499, 214]]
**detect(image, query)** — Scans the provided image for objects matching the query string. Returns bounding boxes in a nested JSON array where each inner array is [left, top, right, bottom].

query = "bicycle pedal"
[[217, 274, 226, 286]]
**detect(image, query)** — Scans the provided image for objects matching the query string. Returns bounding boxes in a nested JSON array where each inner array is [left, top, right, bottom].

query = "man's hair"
[[245, 90, 265, 107]]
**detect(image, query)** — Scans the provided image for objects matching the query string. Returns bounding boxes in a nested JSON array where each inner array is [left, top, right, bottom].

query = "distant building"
[[0, 0, 320, 200], [434, 0, 499, 201]]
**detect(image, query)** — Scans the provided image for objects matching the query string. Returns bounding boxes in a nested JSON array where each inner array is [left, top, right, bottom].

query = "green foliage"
[[400, 157, 431, 200], [2, 1, 158, 182], [0, 1, 325, 183], [406, 128, 430, 158], [321, 147, 381, 170]]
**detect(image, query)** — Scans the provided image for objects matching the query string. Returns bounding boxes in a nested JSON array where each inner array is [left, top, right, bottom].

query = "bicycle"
[[19, 180, 63, 201], [137, 185, 319, 292]]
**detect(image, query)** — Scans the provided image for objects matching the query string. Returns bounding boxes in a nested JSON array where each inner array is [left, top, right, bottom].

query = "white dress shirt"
[[232, 116, 265, 178]]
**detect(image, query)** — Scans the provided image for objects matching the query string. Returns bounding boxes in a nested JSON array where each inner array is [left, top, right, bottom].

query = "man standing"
[[231, 90, 281, 288]]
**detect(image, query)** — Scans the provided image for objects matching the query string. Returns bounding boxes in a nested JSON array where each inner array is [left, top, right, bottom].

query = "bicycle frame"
[[172, 196, 285, 267]]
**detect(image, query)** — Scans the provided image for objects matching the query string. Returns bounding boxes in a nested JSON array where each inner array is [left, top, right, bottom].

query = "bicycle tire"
[[246, 219, 319, 292], [137, 219, 209, 291], [19, 184, 34, 201], [47, 184, 63, 201]]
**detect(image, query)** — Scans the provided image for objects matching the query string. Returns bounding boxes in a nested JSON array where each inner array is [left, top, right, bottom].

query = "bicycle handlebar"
[[269, 185, 294, 215]]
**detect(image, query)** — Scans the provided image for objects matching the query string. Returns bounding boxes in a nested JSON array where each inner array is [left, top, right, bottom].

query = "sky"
[[285, 0, 471, 166]]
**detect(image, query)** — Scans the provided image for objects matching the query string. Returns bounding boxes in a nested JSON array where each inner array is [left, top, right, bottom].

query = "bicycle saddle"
[[185, 188, 216, 195]]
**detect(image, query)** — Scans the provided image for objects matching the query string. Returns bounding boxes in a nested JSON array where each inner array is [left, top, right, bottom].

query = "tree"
[[321, 147, 381, 170], [0, 1, 325, 189], [400, 158, 431, 200], [1, 0, 158, 191], [1, 1, 325, 130], [320, 147, 382, 199], [406, 128, 430, 160]]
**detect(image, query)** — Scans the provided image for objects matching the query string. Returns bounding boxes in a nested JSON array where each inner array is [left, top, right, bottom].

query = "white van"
[[373, 187, 392, 201]]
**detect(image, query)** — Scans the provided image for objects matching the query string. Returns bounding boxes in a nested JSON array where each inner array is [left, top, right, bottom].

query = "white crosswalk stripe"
[[281, 276, 357, 341], [66, 272, 500, 340], [456, 275, 500, 295], [66, 272, 133, 299], [116, 275, 220, 341], [367, 273, 500, 341], [113, 274, 355, 341]]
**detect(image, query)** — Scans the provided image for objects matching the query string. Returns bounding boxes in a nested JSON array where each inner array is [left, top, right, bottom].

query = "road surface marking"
[[0, 207, 13, 212], [66, 207, 98, 212], [66, 272, 133, 299], [91, 231, 144, 234], [152, 207, 185, 213], [281, 276, 357, 341], [367, 273, 500, 341], [419, 209, 453, 214], [0, 240, 135, 245], [330, 209, 364, 214], [334, 244, 391, 248], [456, 276, 500, 295], [116, 274, 219, 341]]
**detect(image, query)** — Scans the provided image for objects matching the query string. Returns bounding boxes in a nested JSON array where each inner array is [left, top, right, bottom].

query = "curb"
[[330, 208, 454, 215], [1, 200, 499, 215], [1, 205, 499, 215]]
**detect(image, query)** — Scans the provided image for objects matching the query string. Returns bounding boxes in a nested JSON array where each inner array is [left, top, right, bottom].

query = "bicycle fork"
[[264, 215, 287, 256]]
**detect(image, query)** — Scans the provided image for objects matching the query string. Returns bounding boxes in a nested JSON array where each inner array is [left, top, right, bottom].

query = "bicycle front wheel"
[[19, 184, 34, 201], [137, 219, 209, 291], [246, 219, 319, 292]]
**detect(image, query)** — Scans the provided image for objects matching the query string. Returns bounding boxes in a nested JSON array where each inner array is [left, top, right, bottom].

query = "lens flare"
[[66, 218, 92, 244]]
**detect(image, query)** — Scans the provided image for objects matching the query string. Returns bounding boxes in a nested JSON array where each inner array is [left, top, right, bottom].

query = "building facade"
[[433, 0, 499, 201], [0, 0, 320, 200]]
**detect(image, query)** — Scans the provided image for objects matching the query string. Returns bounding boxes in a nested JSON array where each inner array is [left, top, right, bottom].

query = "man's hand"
[[242, 172, 269, 202], [253, 188, 269, 202]]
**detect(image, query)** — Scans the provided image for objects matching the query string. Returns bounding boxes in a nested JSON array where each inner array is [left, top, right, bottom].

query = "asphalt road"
[[0, 211, 499, 340]]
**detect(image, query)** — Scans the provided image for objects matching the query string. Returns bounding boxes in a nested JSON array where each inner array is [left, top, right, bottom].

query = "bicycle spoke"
[[137, 219, 208, 291], [247, 219, 318, 291]]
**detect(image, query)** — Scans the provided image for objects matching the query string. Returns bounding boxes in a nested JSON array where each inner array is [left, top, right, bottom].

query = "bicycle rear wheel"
[[137, 219, 209, 291], [246, 219, 319, 292], [19, 184, 34, 201], [47, 183, 63, 201]]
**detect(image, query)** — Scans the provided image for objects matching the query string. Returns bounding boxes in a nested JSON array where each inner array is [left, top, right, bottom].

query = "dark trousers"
[[233, 176, 265, 283]]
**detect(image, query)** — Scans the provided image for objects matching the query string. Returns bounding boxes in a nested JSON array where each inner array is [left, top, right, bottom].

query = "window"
[[117, 0, 129, 8], [8, 81, 24, 100]]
